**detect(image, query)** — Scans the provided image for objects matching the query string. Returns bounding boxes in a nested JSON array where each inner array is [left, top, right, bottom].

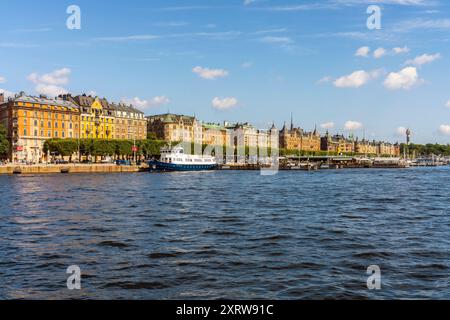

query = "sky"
[[1, 0, 450, 144]]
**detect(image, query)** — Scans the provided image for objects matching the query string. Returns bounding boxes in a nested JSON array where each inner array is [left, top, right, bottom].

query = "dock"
[[0, 164, 145, 175]]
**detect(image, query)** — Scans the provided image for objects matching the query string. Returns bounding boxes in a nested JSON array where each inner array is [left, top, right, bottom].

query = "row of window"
[[23, 128, 78, 138], [22, 111, 78, 121], [23, 119, 77, 129]]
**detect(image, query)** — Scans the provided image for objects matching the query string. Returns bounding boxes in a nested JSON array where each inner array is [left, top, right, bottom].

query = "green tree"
[[0, 124, 9, 159]]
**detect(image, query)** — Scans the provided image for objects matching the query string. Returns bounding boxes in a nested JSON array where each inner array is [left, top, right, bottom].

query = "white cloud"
[[192, 66, 229, 80], [94, 35, 160, 42], [320, 122, 335, 129], [212, 97, 238, 110], [397, 126, 407, 136], [0, 88, 15, 99], [355, 46, 370, 57], [344, 121, 363, 131], [384, 67, 423, 90], [259, 36, 293, 44], [373, 47, 387, 59], [241, 62, 253, 68], [393, 46, 410, 54], [405, 53, 441, 66], [121, 96, 170, 109], [149, 95, 171, 107], [27, 68, 71, 97], [27, 68, 71, 86], [439, 125, 450, 135], [0, 76, 6, 84], [446, 100, 450, 108], [335, 0, 432, 5], [334, 69, 383, 88], [317, 76, 333, 84], [34, 84, 68, 97]]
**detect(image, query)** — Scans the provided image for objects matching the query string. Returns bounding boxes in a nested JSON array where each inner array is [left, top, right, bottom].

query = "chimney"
[[0, 93, 4, 103]]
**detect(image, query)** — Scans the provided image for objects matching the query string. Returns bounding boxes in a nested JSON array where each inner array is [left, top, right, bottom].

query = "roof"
[[60, 94, 144, 114], [8, 92, 80, 110], [202, 123, 226, 130], [147, 113, 197, 124]]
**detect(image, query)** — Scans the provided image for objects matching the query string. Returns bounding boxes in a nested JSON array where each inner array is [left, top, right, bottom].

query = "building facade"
[[66, 95, 116, 140], [147, 113, 202, 144], [279, 121, 321, 152], [202, 123, 228, 146], [0, 92, 80, 162], [321, 132, 355, 154], [355, 139, 378, 155], [110, 103, 147, 140]]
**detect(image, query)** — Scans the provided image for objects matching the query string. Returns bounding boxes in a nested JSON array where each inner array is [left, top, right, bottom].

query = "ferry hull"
[[149, 161, 217, 172]]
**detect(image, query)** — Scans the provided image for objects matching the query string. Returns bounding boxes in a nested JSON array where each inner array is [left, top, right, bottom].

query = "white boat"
[[149, 146, 217, 171]]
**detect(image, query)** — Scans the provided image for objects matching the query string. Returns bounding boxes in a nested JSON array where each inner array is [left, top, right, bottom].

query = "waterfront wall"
[[0, 164, 141, 175]]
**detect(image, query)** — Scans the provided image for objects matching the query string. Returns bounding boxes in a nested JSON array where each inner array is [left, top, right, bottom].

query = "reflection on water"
[[1, 167, 450, 299]]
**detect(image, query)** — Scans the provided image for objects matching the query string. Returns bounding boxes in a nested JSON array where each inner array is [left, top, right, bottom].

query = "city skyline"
[[1, 0, 450, 143]]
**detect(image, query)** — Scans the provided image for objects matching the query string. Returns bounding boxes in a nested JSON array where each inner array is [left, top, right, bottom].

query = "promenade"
[[0, 164, 142, 175]]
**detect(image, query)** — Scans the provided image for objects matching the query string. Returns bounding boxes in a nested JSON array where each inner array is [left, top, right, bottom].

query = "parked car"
[[54, 159, 69, 165], [116, 160, 131, 166]]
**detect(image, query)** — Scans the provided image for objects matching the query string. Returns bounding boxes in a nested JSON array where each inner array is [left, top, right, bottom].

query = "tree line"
[[401, 143, 450, 157], [43, 138, 166, 161]]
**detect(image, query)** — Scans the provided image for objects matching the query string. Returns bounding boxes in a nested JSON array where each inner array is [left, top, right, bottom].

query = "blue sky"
[[1, 0, 450, 143]]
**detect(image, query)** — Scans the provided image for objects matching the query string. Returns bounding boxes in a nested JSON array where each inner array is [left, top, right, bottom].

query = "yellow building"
[[66, 95, 116, 139]]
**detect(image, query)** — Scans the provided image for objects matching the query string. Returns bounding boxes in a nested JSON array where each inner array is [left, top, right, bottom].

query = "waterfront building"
[[355, 139, 378, 155], [110, 102, 147, 140], [279, 119, 321, 152], [202, 122, 228, 146], [378, 142, 401, 157], [225, 122, 259, 148], [66, 94, 116, 140], [147, 113, 202, 144], [321, 132, 355, 154], [0, 92, 80, 162]]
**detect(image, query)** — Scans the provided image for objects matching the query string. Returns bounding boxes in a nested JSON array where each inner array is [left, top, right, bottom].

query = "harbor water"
[[1, 167, 450, 299]]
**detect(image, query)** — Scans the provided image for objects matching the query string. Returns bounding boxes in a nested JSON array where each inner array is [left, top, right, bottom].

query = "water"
[[1, 167, 450, 300]]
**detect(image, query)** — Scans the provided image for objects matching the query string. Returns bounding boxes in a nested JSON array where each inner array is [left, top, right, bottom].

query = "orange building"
[[0, 92, 80, 163]]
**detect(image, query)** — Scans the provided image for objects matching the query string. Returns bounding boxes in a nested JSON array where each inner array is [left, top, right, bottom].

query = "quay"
[[0, 164, 145, 175]]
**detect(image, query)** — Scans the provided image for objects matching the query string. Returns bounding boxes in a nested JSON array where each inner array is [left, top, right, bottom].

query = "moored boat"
[[149, 146, 217, 172]]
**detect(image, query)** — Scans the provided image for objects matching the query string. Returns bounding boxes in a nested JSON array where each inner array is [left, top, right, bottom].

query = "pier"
[[0, 164, 145, 175]]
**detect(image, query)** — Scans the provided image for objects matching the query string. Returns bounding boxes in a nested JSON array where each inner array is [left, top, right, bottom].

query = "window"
[[62, 132, 65, 138], [55, 131, 58, 138], [48, 131, 51, 137], [55, 122, 58, 128], [34, 130, 38, 137], [34, 120, 38, 126], [62, 122, 65, 129], [48, 121, 51, 128], [23, 128, 27, 136], [24, 119, 27, 125]]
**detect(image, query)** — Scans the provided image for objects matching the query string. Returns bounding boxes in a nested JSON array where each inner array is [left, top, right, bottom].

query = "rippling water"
[[1, 167, 450, 300]]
